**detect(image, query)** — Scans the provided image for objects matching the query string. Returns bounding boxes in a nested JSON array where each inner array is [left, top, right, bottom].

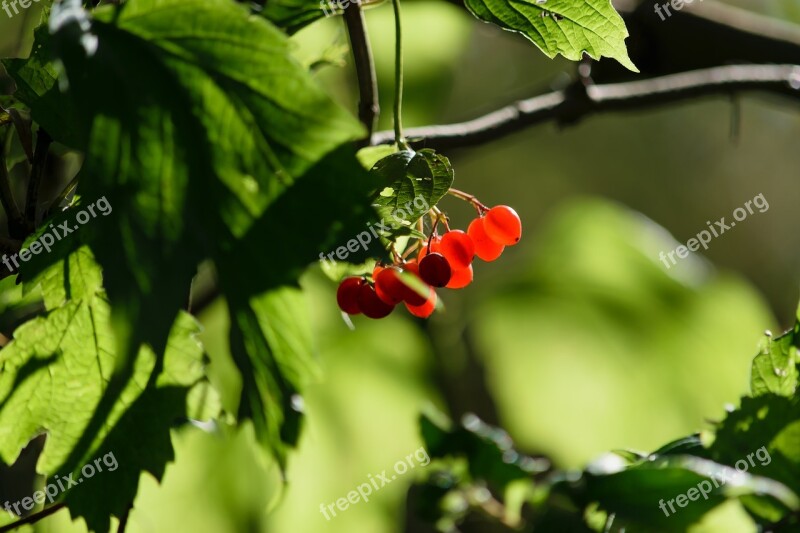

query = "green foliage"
[[462, 0, 637, 71], [3, 0, 793, 531], [411, 300, 800, 531], [751, 309, 799, 397], [0, 244, 213, 531], [3, 27, 86, 150], [262, 0, 327, 34], [371, 149, 454, 229]]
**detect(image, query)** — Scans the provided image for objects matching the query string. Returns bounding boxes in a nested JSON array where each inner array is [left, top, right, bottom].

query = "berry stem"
[[447, 188, 489, 213], [432, 206, 450, 232], [391, 0, 408, 150], [389, 242, 403, 264]]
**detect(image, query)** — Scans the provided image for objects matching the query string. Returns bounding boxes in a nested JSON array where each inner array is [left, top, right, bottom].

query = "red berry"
[[419, 252, 451, 287], [405, 286, 437, 318], [446, 265, 473, 289], [395, 261, 429, 306], [440, 230, 475, 270], [375, 266, 407, 305], [398, 265, 429, 306], [357, 283, 395, 319], [484, 205, 521, 246], [417, 236, 442, 262], [373, 263, 385, 279], [468, 217, 504, 261], [403, 260, 420, 276], [336, 277, 364, 315]]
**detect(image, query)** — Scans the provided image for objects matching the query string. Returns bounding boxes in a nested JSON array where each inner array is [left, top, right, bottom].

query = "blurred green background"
[[2, 0, 800, 531]]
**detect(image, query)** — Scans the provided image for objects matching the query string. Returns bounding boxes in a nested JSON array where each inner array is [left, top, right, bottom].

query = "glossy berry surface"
[[357, 283, 395, 319], [337, 277, 364, 315], [446, 265, 473, 289], [484, 205, 522, 246], [468, 217, 504, 261], [405, 286, 437, 318], [375, 266, 407, 305], [419, 252, 451, 287], [417, 236, 442, 262], [440, 230, 475, 270]]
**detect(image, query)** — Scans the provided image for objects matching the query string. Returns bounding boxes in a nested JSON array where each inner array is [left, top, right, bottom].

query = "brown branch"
[[0, 132, 26, 239], [0, 503, 66, 533], [343, 1, 379, 146], [372, 64, 800, 150], [25, 129, 52, 228]]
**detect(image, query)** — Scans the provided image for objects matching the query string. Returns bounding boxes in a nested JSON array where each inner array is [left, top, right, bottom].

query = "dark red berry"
[[397, 263, 429, 306], [405, 286, 437, 318], [337, 277, 364, 315], [440, 230, 475, 270], [417, 236, 442, 262], [419, 252, 451, 287], [468, 217, 504, 261], [375, 266, 407, 305], [446, 265, 473, 289], [484, 205, 522, 246], [357, 283, 395, 319]]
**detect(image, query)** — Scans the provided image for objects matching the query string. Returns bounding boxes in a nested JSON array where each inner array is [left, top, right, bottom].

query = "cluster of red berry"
[[336, 203, 521, 319]]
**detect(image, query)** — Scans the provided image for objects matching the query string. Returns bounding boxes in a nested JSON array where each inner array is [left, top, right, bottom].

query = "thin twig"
[[390, 0, 406, 148], [373, 64, 800, 150], [0, 503, 66, 533], [343, 1, 379, 146], [25, 128, 52, 228], [0, 128, 27, 239]]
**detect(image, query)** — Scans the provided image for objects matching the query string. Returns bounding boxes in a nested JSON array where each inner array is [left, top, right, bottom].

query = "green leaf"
[[3, 26, 87, 149], [46, 0, 365, 362], [18, 207, 104, 310], [462, 0, 637, 71], [0, 290, 209, 532], [262, 0, 328, 34], [751, 308, 799, 397], [371, 149, 454, 230], [221, 144, 383, 293], [568, 454, 799, 531], [708, 394, 800, 521], [227, 285, 316, 470], [64, 314, 214, 533]]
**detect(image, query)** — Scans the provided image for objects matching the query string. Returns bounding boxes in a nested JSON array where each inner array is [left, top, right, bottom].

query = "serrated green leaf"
[[45, 0, 365, 364], [371, 149, 454, 229], [708, 394, 800, 516], [0, 292, 209, 533], [463, 0, 637, 71], [227, 285, 316, 470], [751, 309, 799, 397]]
